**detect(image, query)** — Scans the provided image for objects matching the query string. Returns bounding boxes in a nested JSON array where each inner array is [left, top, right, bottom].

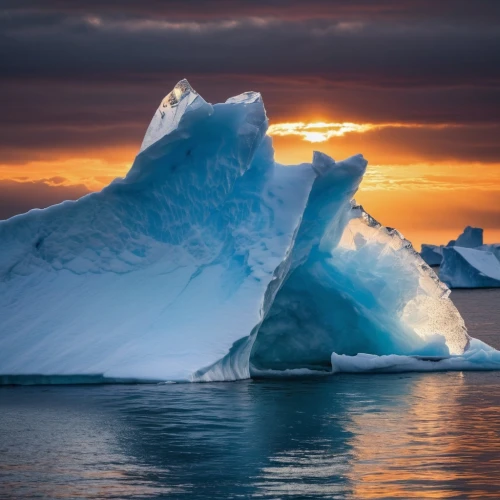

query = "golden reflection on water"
[[346, 373, 500, 499], [252, 373, 500, 499], [3, 373, 500, 499]]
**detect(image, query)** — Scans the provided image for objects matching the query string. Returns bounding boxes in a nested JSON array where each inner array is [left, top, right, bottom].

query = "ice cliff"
[[1, 80, 498, 383]]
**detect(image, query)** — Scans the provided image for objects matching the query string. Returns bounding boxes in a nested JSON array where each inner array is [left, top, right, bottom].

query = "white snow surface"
[[0, 80, 496, 384]]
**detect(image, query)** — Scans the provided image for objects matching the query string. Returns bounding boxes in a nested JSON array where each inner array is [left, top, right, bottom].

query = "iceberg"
[[0, 80, 498, 383], [440, 246, 500, 288], [420, 226, 484, 266]]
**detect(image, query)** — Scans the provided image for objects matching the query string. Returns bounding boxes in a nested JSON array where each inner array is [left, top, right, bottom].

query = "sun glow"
[[267, 121, 455, 143], [268, 121, 373, 142]]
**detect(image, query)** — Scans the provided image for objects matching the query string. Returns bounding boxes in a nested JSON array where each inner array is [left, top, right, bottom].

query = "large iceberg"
[[1, 80, 499, 383]]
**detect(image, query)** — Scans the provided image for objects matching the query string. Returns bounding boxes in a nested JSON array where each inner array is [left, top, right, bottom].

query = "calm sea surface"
[[1, 289, 500, 500]]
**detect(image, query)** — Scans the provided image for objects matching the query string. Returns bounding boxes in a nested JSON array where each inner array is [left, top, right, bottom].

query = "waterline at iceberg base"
[[1, 80, 499, 384]]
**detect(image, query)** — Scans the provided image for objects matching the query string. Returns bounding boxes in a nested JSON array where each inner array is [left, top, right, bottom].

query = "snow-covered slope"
[[0, 80, 498, 383], [440, 246, 500, 288]]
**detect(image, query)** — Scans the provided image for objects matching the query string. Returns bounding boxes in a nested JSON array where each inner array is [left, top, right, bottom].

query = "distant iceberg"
[[421, 226, 484, 267], [1, 80, 499, 384], [440, 246, 500, 288], [454, 226, 484, 248], [420, 226, 500, 288]]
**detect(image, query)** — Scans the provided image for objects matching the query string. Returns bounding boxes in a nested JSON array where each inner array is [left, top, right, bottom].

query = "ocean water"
[[1, 290, 499, 500], [451, 289, 500, 350]]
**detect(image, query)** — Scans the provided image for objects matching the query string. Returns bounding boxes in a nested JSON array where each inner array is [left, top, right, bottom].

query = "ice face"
[[0, 79, 488, 384], [250, 201, 469, 375]]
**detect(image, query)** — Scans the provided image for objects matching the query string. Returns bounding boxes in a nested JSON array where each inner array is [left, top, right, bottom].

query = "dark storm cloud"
[[0, 179, 90, 220], [3, 0, 500, 23], [1, 11, 499, 88], [0, 1, 499, 165], [2, 80, 500, 130], [0, 122, 140, 163], [280, 123, 500, 165], [360, 124, 500, 164]]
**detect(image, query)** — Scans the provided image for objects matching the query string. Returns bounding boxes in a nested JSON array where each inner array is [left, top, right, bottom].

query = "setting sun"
[[268, 121, 374, 142]]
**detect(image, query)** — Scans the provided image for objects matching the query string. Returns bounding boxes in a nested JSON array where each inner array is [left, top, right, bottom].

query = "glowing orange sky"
[[269, 127, 500, 247]]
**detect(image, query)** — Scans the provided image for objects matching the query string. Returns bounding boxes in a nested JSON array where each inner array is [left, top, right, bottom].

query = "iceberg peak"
[[164, 78, 198, 107], [139, 79, 212, 154], [312, 151, 335, 175]]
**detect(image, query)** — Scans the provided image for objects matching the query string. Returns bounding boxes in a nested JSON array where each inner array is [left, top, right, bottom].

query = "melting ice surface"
[[0, 80, 499, 383]]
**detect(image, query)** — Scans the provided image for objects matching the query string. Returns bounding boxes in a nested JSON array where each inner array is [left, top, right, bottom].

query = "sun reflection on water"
[[345, 373, 500, 499]]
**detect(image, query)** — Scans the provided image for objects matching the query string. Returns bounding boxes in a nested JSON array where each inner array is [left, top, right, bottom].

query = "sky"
[[1, 1, 499, 247]]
